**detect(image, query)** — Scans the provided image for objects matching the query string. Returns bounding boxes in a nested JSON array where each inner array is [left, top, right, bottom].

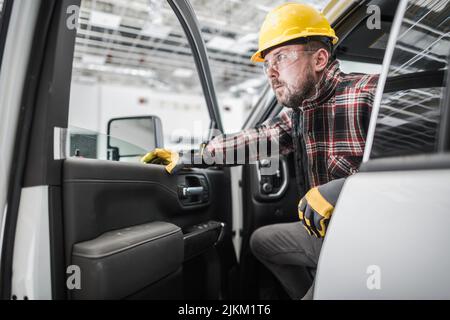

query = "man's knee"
[[249, 225, 278, 261], [249, 227, 264, 259], [249, 222, 317, 265]]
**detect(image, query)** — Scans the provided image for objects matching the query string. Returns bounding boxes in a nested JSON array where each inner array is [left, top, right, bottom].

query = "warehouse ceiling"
[[72, 0, 329, 95]]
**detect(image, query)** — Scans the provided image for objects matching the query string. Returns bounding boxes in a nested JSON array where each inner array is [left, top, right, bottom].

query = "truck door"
[[2, 0, 238, 300]]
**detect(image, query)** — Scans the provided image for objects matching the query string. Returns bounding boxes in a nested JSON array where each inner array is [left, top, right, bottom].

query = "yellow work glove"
[[141, 148, 181, 174], [298, 178, 345, 238]]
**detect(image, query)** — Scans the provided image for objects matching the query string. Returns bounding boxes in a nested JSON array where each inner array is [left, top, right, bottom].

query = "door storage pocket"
[[71, 221, 183, 300]]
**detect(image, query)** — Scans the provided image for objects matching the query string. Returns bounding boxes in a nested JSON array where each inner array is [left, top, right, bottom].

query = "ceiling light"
[[173, 68, 193, 78], [141, 22, 172, 38], [236, 33, 258, 44], [206, 36, 237, 51], [75, 75, 98, 84], [81, 54, 106, 65], [207, 35, 258, 55], [378, 115, 409, 127], [89, 10, 122, 29]]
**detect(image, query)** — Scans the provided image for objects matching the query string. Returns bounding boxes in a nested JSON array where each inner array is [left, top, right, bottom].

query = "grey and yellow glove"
[[298, 178, 345, 238], [141, 148, 182, 174], [141, 144, 208, 174]]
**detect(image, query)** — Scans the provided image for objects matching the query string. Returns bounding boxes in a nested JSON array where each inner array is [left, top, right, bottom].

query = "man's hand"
[[298, 178, 345, 238], [141, 148, 182, 174]]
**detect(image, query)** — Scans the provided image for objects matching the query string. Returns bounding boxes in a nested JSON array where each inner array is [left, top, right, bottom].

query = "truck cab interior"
[[4, 0, 447, 300]]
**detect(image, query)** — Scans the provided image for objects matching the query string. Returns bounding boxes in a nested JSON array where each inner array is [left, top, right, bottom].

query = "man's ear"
[[313, 48, 329, 72]]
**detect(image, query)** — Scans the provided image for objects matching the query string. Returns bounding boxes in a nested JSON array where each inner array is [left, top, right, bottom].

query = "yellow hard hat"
[[251, 2, 338, 63]]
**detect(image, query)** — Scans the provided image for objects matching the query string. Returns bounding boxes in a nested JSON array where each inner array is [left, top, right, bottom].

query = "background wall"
[[68, 81, 249, 153]]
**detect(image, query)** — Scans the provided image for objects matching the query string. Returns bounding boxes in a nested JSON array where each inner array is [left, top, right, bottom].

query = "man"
[[142, 3, 379, 299]]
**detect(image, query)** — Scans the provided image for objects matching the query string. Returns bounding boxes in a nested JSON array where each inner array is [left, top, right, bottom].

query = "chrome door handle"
[[182, 186, 204, 197]]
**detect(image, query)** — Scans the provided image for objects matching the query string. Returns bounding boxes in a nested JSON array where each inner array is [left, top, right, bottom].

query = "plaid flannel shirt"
[[205, 60, 379, 188]]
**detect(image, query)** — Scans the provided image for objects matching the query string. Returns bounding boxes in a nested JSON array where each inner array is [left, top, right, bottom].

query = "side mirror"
[[107, 116, 164, 161]]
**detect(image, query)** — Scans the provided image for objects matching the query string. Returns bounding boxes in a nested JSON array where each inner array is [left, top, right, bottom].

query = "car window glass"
[[68, 0, 211, 161], [370, 0, 449, 159]]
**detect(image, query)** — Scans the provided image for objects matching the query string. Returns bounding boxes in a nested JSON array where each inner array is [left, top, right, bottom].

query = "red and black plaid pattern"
[[206, 60, 379, 187]]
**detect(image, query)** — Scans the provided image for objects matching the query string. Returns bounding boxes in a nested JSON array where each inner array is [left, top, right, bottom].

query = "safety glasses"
[[263, 49, 315, 74]]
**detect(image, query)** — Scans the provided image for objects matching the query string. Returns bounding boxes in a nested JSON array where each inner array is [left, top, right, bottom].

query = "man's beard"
[[273, 67, 316, 109]]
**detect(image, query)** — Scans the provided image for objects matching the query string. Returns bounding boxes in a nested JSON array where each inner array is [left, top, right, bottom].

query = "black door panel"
[[62, 158, 236, 299], [240, 154, 302, 298], [242, 154, 301, 233]]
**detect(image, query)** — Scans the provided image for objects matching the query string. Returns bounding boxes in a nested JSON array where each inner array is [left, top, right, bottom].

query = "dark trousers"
[[250, 221, 323, 300]]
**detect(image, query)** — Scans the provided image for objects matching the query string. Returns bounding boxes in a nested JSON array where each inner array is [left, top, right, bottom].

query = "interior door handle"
[[256, 158, 289, 200], [182, 186, 204, 197]]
